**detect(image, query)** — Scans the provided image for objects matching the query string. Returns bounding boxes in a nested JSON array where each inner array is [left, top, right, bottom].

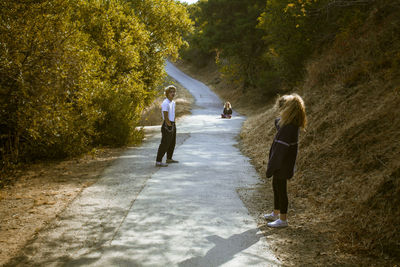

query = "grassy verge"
[[176, 58, 399, 266]]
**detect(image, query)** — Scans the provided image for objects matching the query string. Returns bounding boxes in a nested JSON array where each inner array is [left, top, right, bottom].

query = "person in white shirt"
[[156, 85, 179, 167]]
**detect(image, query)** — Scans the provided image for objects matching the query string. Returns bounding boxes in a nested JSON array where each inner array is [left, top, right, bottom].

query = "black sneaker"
[[166, 159, 179, 163]]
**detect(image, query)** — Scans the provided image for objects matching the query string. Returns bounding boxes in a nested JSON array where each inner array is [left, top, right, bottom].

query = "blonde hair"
[[164, 85, 176, 95], [276, 93, 307, 129], [224, 101, 231, 109]]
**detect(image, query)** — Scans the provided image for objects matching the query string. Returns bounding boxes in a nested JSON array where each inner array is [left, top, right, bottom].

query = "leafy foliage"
[[259, 0, 374, 82], [0, 0, 192, 171], [183, 0, 375, 92], [182, 0, 267, 90]]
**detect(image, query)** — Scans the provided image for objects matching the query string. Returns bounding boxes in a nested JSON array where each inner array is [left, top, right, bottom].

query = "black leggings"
[[156, 121, 176, 162], [272, 174, 288, 214]]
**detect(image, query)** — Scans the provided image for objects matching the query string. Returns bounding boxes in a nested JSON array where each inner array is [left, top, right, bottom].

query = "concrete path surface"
[[6, 62, 279, 266]]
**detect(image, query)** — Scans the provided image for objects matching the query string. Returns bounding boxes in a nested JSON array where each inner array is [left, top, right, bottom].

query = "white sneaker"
[[263, 212, 279, 221], [155, 162, 168, 167], [267, 219, 288, 228]]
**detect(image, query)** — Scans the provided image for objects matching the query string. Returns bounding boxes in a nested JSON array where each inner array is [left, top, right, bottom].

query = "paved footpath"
[[7, 62, 279, 267]]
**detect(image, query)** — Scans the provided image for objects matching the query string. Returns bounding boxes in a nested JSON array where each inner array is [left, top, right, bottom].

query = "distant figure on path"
[[263, 94, 307, 228], [156, 85, 179, 167], [221, 101, 232, 119]]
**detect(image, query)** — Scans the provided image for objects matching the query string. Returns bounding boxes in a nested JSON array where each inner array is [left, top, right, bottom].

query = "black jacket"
[[266, 118, 299, 179], [223, 108, 232, 115]]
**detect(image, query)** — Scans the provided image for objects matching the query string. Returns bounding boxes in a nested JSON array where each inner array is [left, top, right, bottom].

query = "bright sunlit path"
[[7, 60, 280, 266]]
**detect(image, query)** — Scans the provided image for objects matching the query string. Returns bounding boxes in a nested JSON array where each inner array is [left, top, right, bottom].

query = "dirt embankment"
[[0, 77, 193, 266], [175, 42, 400, 267]]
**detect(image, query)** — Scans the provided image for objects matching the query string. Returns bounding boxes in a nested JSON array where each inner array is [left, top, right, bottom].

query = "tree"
[[258, 0, 374, 84], [0, 0, 193, 172], [186, 0, 267, 90]]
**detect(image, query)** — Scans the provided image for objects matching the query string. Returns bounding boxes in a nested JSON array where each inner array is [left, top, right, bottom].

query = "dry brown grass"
[[0, 147, 124, 265], [294, 46, 400, 261], [292, 11, 400, 260], [177, 20, 400, 264]]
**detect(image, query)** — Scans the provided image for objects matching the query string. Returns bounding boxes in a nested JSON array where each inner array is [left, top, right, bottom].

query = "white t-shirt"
[[161, 98, 175, 122]]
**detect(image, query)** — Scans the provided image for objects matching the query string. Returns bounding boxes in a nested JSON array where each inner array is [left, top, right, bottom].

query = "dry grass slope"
[[177, 6, 400, 264], [294, 14, 400, 259]]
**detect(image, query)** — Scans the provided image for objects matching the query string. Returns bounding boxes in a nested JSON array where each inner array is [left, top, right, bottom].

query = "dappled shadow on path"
[[10, 229, 271, 266], [3, 133, 163, 267]]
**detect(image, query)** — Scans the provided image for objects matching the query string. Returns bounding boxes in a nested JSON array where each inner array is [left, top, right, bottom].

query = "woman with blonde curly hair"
[[221, 101, 232, 118], [263, 93, 307, 228]]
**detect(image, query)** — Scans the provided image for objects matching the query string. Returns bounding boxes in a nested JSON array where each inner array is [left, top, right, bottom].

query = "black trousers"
[[156, 121, 176, 162], [272, 174, 288, 214]]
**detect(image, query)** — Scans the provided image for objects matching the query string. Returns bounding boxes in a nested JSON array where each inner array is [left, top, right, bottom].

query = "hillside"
[[175, 7, 400, 265]]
